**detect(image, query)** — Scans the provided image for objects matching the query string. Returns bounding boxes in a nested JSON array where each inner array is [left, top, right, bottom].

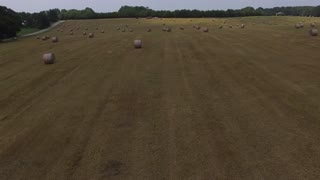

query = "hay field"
[[0, 16, 320, 179]]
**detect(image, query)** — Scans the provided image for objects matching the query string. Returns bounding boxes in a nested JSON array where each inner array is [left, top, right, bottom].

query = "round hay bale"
[[162, 28, 167, 32], [134, 40, 142, 49], [180, 27, 184, 30], [70, 29, 73, 32], [309, 29, 318, 36], [42, 53, 55, 64], [88, 33, 94, 38], [311, 23, 316, 27], [42, 36, 48, 41], [69, 32, 74, 35], [229, 25, 233, 28], [295, 24, 302, 29], [241, 24, 245, 28], [51, 37, 58, 43], [148, 28, 152, 32], [129, 29, 133, 32], [203, 27, 209, 32], [122, 29, 126, 32], [101, 30, 104, 33], [166, 28, 172, 32], [83, 32, 87, 35], [218, 26, 223, 29]]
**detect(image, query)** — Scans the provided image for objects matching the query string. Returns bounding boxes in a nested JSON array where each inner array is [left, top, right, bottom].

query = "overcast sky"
[[0, 0, 319, 13]]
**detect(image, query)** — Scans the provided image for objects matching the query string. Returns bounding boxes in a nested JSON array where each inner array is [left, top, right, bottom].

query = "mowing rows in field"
[[32, 18, 318, 65]]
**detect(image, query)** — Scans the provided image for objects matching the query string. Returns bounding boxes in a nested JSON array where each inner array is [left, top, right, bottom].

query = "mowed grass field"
[[1, 16, 320, 179]]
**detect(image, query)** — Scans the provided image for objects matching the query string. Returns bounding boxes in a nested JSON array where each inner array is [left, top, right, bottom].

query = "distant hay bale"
[[69, 32, 74, 35], [83, 32, 87, 35], [51, 37, 58, 43], [129, 29, 133, 32], [122, 29, 126, 32], [88, 33, 94, 38], [42, 53, 55, 64], [101, 30, 104, 33], [180, 27, 184, 30], [295, 24, 302, 29], [134, 40, 142, 48], [148, 28, 152, 32], [166, 28, 172, 32], [42, 36, 48, 40], [162, 28, 167, 32], [163, 23, 166, 26], [229, 25, 233, 28], [309, 29, 318, 36], [311, 23, 316, 27], [241, 24, 245, 28], [202, 27, 209, 32], [218, 26, 223, 29]]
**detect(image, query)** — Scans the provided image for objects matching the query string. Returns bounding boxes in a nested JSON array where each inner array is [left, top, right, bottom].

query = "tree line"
[[1, 5, 320, 40]]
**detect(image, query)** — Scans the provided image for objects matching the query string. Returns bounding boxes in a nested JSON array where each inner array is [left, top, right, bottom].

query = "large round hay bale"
[[162, 28, 167, 32], [83, 32, 87, 35], [42, 53, 55, 64], [309, 29, 318, 36], [134, 40, 142, 49], [203, 27, 209, 32], [311, 23, 316, 27], [51, 37, 58, 43], [89, 33, 94, 38], [166, 28, 172, 32], [241, 24, 245, 28]]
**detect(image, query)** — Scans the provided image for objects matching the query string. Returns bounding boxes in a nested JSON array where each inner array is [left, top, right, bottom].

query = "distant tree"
[[311, 6, 320, 17], [0, 6, 20, 39]]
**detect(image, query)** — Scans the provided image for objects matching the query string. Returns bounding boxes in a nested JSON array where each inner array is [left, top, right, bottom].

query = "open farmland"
[[1, 16, 320, 179]]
